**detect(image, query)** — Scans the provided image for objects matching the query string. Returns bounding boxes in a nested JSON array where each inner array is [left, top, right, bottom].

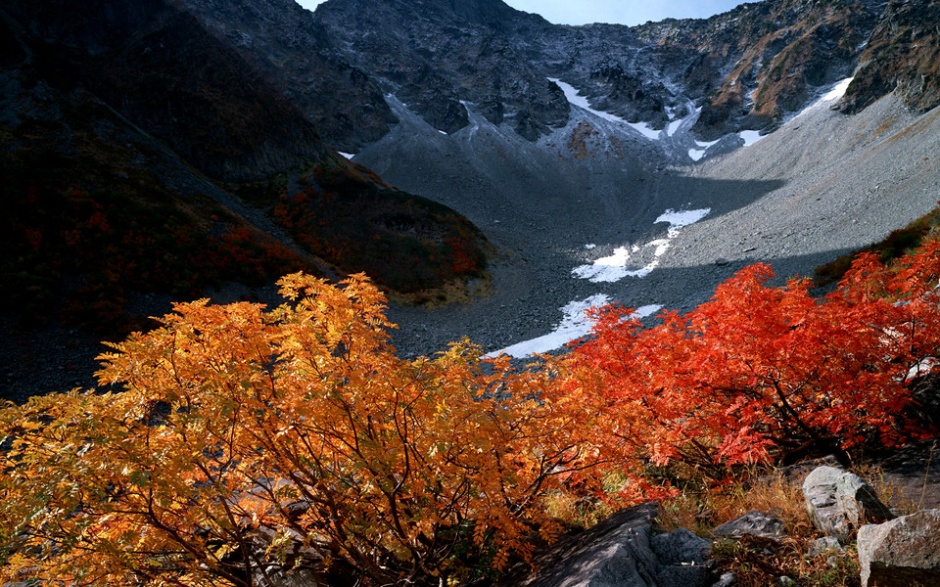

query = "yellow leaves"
[[538, 519, 564, 545], [0, 271, 638, 586]]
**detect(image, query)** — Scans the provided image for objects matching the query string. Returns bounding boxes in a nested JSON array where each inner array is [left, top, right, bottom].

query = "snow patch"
[[739, 130, 764, 147], [627, 121, 662, 141], [656, 208, 710, 232], [789, 77, 855, 122], [338, 152, 356, 160], [667, 118, 683, 137], [584, 243, 597, 250], [549, 77, 661, 141], [822, 77, 853, 102], [689, 136, 720, 161], [486, 297, 662, 359], [572, 208, 710, 283]]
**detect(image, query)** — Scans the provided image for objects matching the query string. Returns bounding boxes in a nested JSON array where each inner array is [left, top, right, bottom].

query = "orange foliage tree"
[[0, 274, 624, 587], [3, 240, 939, 586], [562, 240, 940, 475]]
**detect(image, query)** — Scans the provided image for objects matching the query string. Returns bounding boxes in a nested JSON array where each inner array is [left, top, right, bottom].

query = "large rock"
[[500, 502, 710, 587], [651, 528, 712, 587], [858, 509, 940, 587], [712, 511, 787, 539], [802, 466, 893, 542]]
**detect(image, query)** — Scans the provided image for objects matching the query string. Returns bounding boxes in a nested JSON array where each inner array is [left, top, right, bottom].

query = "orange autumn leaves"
[[0, 274, 618, 587], [566, 247, 940, 474], [2, 240, 940, 586]]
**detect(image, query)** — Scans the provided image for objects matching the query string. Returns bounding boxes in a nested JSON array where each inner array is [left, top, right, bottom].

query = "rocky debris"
[[876, 438, 940, 511], [712, 511, 787, 539], [802, 466, 894, 542], [807, 536, 844, 557], [500, 502, 711, 587], [857, 509, 940, 587]]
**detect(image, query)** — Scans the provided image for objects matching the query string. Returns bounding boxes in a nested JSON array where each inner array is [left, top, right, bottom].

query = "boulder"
[[500, 502, 711, 587], [651, 528, 712, 587], [858, 509, 940, 587], [712, 511, 787, 539], [802, 466, 893, 542]]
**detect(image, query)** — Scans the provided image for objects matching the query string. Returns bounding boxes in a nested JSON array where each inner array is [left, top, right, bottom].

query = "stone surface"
[[712, 511, 787, 539], [877, 438, 940, 511], [499, 503, 710, 587], [858, 509, 940, 587], [802, 466, 893, 542], [807, 536, 844, 557], [651, 528, 712, 587]]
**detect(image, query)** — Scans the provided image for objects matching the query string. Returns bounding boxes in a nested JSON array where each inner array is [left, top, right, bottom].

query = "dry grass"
[[542, 491, 616, 531], [656, 463, 914, 587]]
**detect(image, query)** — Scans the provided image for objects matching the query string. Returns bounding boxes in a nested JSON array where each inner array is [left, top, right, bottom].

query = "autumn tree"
[[3, 240, 939, 586], [563, 239, 940, 476], [0, 273, 624, 587]]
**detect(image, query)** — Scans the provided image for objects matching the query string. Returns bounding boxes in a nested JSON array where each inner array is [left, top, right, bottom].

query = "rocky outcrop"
[[858, 509, 940, 587], [712, 511, 787, 539], [500, 503, 711, 587], [838, 0, 940, 115], [651, 528, 712, 587], [175, 0, 395, 152], [313, 0, 569, 140], [802, 466, 894, 542]]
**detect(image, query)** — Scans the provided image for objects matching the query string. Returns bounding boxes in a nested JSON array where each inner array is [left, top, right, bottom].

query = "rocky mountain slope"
[[298, 0, 940, 356], [174, 0, 395, 152], [3, 0, 940, 397], [307, 0, 939, 145], [0, 0, 489, 400]]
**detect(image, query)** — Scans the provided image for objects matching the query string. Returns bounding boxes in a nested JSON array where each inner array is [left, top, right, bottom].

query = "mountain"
[[310, 0, 568, 140], [306, 0, 940, 143], [173, 0, 396, 152], [3, 0, 940, 398], [0, 0, 489, 400], [308, 0, 898, 141], [839, 0, 940, 114], [295, 0, 940, 355]]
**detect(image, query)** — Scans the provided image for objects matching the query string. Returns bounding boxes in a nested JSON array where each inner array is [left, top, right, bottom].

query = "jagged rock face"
[[307, 0, 937, 145], [3, 0, 328, 182], [312, 0, 569, 140], [680, 0, 881, 137], [839, 0, 940, 114], [575, 0, 882, 139], [174, 0, 395, 152]]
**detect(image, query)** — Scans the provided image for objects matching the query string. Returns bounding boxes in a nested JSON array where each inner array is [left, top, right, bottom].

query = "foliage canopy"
[[2, 240, 939, 586]]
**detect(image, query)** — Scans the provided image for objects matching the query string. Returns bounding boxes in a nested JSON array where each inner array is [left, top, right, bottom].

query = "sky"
[[295, 0, 754, 26]]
